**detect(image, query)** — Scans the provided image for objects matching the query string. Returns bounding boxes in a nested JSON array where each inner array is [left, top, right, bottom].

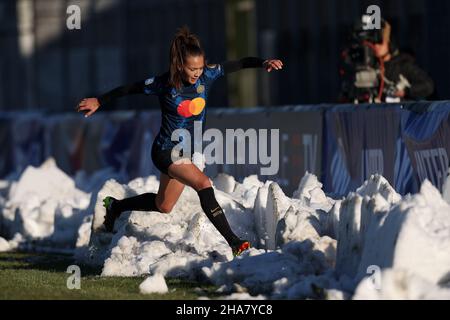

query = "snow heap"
[[336, 174, 402, 283], [0, 237, 10, 252], [84, 175, 257, 277], [336, 174, 450, 298], [443, 168, 450, 205], [1, 157, 450, 300], [81, 172, 338, 299], [0, 234, 24, 253], [200, 173, 338, 299], [81, 171, 450, 299], [139, 273, 169, 294], [353, 269, 450, 300], [0, 158, 91, 249]]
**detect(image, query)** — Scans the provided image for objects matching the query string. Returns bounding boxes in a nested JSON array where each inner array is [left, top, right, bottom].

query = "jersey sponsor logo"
[[177, 97, 206, 118]]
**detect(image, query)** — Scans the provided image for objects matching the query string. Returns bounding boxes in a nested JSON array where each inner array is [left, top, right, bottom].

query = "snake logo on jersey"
[[177, 97, 206, 118]]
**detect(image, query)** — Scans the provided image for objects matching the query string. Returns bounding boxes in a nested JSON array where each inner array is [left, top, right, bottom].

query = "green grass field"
[[0, 252, 218, 300]]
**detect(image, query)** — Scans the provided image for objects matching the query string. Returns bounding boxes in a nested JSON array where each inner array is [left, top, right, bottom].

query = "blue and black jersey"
[[98, 57, 265, 152]]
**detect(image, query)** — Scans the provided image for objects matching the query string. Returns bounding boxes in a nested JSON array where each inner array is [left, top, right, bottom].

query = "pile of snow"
[[80, 171, 450, 300], [292, 172, 334, 212], [84, 176, 257, 276], [199, 176, 338, 299], [0, 237, 10, 252], [335, 174, 450, 297], [443, 168, 450, 205], [353, 269, 450, 300], [213, 174, 267, 210], [202, 244, 339, 299], [357, 180, 450, 285], [335, 175, 402, 282], [0, 233, 25, 253], [81, 172, 339, 299], [75, 215, 93, 248], [0, 158, 90, 249], [1, 156, 450, 300], [139, 274, 169, 294]]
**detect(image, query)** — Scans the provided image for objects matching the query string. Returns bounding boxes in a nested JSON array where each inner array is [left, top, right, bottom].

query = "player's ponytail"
[[169, 26, 204, 91]]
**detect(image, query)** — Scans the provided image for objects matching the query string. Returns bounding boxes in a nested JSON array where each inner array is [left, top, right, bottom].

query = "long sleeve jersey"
[[97, 57, 265, 150]]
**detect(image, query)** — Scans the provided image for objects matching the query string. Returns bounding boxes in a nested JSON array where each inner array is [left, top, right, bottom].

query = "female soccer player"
[[77, 27, 283, 256]]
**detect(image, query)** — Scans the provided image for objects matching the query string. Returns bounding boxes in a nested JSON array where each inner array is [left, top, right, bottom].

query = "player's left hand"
[[263, 59, 283, 72]]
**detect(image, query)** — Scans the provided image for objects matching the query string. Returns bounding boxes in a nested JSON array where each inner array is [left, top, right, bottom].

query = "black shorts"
[[151, 143, 190, 177]]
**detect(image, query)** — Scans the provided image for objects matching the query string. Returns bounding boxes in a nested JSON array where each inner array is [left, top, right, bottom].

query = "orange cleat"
[[231, 240, 251, 257]]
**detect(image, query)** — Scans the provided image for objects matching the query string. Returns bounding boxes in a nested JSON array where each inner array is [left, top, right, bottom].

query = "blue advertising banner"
[[10, 114, 45, 174], [322, 103, 420, 197], [44, 114, 87, 175], [1, 101, 449, 197], [401, 101, 450, 192], [206, 106, 324, 195]]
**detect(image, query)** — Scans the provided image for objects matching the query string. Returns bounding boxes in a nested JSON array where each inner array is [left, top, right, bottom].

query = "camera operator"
[[340, 17, 434, 103]]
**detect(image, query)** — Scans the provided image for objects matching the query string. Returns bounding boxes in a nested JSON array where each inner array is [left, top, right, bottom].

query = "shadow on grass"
[[0, 252, 222, 299], [0, 252, 102, 276]]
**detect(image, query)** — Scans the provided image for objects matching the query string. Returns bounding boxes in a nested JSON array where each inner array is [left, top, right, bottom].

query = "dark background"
[[1, 0, 449, 111]]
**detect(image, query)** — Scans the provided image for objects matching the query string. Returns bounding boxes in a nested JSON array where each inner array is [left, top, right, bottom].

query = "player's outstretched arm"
[[76, 80, 146, 118], [222, 57, 283, 74]]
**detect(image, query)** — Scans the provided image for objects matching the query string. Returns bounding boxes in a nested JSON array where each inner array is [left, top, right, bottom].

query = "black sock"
[[197, 187, 240, 246], [114, 193, 161, 214]]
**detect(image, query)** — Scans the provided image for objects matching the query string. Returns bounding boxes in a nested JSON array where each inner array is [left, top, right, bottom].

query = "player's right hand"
[[76, 98, 100, 117]]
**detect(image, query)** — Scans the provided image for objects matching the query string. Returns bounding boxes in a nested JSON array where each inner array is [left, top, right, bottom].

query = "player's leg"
[[168, 160, 250, 256], [103, 173, 185, 231], [155, 172, 185, 213], [103, 142, 187, 231]]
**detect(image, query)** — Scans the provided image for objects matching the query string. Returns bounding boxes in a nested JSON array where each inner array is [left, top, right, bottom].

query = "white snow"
[[1, 158, 450, 300], [292, 172, 334, 212], [95, 182, 257, 277], [0, 158, 91, 248], [0, 233, 24, 253], [218, 293, 266, 300], [353, 269, 450, 300], [83, 172, 339, 299], [139, 274, 169, 294], [75, 215, 92, 248], [443, 168, 450, 205], [212, 173, 236, 194], [336, 175, 402, 280], [0, 237, 10, 252], [355, 180, 450, 285]]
